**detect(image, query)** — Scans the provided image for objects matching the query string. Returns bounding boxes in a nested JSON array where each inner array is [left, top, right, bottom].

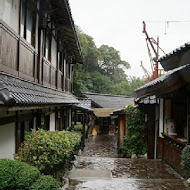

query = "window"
[[45, 32, 51, 61], [20, 0, 36, 46], [58, 52, 65, 72]]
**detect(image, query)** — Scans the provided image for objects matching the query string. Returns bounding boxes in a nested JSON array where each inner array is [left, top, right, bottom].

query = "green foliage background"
[[74, 26, 146, 96]]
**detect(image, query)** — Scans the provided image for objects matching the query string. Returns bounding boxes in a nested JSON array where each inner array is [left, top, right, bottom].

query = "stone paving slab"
[[68, 178, 189, 190], [65, 135, 190, 190], [68, 169, 112, 179], [77, 157, 181, 179], [81, 135, 118, 158]]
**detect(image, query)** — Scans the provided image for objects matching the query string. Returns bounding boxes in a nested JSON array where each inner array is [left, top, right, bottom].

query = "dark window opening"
[[16, 119, 33, 152], [21, 0, 36, 47], [45, 32, 52, 61]]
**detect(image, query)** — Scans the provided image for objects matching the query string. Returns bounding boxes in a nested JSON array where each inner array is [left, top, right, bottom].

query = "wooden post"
[[81, 112, 85, 149], [74, 110, 77, 125]]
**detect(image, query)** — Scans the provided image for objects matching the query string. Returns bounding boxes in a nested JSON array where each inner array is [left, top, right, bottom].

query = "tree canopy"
[[73, 26, 146, 96]]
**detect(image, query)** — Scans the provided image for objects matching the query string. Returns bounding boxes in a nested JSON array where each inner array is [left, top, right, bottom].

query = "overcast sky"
[[69, 0, 190, 78]]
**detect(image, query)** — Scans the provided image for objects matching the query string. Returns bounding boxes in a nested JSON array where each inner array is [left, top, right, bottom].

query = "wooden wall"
[[0, 20, 73, 93], [0, 24, 18, 73], [157, 137, 163, 159], [163, 137, 185, 176]]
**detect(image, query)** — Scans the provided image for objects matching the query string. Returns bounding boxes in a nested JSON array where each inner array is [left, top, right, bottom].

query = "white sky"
[[69, 0, 190, 78]]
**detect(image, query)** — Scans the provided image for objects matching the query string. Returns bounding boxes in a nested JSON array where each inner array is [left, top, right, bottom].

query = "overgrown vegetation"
[[121, 105, 147, 157], [73, 26, 146, 96], [182, 145, 190, 178], [15, 129, 81, 181]]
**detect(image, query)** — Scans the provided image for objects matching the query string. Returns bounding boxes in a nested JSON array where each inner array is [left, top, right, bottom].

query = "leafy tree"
[[73, 26, 146, 96], [98, 45, 130, 82], [73, 64, 91, 95], [76, 26, 99, 71], [113, 77, 146, 96], [113, 80, 130, 96], [88, 71, 114, 94]]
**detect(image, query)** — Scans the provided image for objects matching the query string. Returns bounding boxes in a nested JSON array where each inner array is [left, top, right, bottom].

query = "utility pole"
[[142, 21, 159, 79], [155, 36, 159, 78]]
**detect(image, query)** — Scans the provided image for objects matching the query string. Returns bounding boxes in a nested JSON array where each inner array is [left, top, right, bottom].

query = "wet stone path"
[[66, 135, 189, 190]]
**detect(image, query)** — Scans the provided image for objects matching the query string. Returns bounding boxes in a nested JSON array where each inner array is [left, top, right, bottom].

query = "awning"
[[135, 64, 190, 98], [94, 108, 122, 117], [0, 74, 78, 108]]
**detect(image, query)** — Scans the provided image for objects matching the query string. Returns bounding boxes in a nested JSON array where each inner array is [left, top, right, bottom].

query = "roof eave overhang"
[[40, 0, 84, 64], [159, 43, 190, 71], [136, 65, 190, 98]]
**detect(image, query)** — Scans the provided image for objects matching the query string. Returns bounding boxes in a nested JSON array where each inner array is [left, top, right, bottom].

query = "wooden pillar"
[[74, 110, 77, 125], [81, 112, 85, 150], [118, 115, 126, 151]]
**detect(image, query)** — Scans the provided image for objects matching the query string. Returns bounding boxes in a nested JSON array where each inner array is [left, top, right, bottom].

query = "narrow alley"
[[66, 135, 189, 190]]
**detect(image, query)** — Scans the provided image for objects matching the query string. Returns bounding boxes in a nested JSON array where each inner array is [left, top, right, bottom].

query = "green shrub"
[[121, 105, 147, 157], [73, 124, 87, 132], [122, 132, 147, 156], [182, 145, 190, 178], [0, 159, 40, 190], [29, 175, 60, 190], [15, 129, 81, 176]]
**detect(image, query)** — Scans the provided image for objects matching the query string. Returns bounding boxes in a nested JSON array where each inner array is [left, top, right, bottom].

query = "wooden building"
[[111, 109, 128, 152], [81, 92, 134, 135], [0, 0, 83, 159], [136, 42, 190, 175]]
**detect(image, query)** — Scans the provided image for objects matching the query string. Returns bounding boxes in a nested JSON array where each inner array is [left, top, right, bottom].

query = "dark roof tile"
[[0, 74, 78, 107], [82, 92, 134, 108]]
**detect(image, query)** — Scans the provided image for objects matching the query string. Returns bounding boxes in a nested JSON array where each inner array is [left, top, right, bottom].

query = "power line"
[[144, 20, 190, 35]]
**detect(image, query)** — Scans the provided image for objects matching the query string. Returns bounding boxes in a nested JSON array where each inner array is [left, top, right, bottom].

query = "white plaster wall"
[[159, 98, 164, 137], [0, 0, 19, 33], [50, 113, 55, 131], [0, 122, 15, 159]]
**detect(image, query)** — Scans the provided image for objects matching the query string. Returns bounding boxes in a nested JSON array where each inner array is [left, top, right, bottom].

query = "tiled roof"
[[82, 92, 134, 108], [136, 64, 188, 91], [135, 64, 190, 97], [0, 73, 78, 107], [73, 98, 93, 113], [159, 42, 190, 62]]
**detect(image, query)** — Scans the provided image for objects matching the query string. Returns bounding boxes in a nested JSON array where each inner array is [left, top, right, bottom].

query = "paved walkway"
[[66, 135, 189, 190]]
